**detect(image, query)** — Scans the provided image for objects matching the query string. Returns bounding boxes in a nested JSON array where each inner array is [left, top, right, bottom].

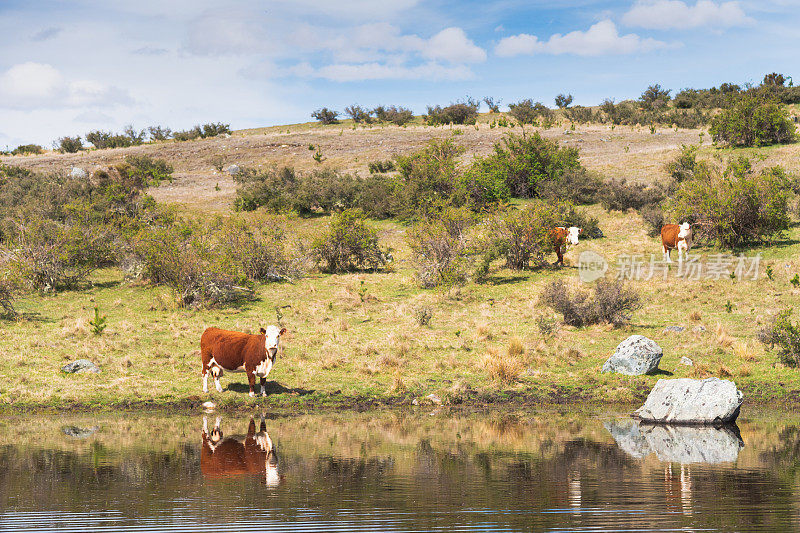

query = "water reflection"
[[201, 416, 282, 486], [605, 418, 744, 463]]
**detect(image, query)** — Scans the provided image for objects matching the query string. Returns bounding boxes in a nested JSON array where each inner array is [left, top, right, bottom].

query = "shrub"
[[173, 126, 202, 141], [407, 206, 474, 288], [639, 204, 666, 237], [537, 168, 603, 205], [483, 349, 525, 385], [311, 209, 387, 273], [508, 99, 553, 125], [563, 106, 595, 124], [147, 125, 172, 141], [0, 268, 20, 318], [373, 105, 414, 125], [483, 97, 501, 113], [123, 125, 146, 145], [56, 136, 83, 153], [5, 217, 114, 292], [665, 144, 700, 183], [368, 160, 395, 173], [11, 144, 43, 155], [710, 92, 796, 147], [540, 279, 641, 327], [640, 84, 671, 110], [85, 130, 135, 149], [668, 157, 792, 248], [121, 155, 174, 187], [311, 108, 340, 125], [482, 202, 560, 270], [556, 204, 603, 239], [477, 132, 582, 198], [555, 93, 573, 109], [344, 104, 372, 123], [597, 178, 666, 212], [394, 139, 466, 217], [201, 122, 230, 138], [425, 99, 479, 126], [758, 309, 800, 367]]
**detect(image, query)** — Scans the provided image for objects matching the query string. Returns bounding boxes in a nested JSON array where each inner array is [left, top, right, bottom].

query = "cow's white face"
[[567, 226, 582, 246], [263, 325, 286, 359], [678, 222, 691, 239]]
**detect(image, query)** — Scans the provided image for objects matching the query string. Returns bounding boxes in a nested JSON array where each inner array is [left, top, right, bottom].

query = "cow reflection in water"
[[201, 417, 282, 486]]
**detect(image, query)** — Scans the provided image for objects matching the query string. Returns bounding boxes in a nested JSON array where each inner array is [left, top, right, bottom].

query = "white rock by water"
[[606, 419, 743, 463], [634, 377, 743, 424], [602, 335, 663, 375]]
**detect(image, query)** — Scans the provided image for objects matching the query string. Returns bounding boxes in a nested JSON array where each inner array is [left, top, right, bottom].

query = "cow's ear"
[[279, 327, 287, 336], [260, 327, 267, 335], [579, 228, 583, 234]]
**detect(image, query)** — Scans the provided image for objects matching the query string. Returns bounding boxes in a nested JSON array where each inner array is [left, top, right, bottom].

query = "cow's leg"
[[211, 365, 223, 393], [247, 370, 256, 398], [555, 245, 564, 266], [260, 377, 267, 397], [202, 369, 209, 394], [664, 245, 672, 264]]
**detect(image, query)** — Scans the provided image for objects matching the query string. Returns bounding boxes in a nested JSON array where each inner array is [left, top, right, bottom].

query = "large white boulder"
[[634, 377, 743, 424], [602, 335, 663, 375]]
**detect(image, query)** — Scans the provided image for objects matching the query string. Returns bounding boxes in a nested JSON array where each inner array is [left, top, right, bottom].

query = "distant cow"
[[201, 417, 281, 486], [201, 325, 286, 397], [661, 223, 693, 263], [551, 226, 582, 266]]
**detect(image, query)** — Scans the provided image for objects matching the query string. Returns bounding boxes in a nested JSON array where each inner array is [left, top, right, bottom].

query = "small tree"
[[344, 104, 372, 123], [311, 209, 387, 272], [640, 84, 671, 110], [312, 108, 340, 125], [55, 136, 83, 153], [710, 92, 796, 147], [555, 93, 573, 109], [148, 125, 172, 141], [407, 207, 474, 288], [508, 99, 553, 125], [763, 72, 787, 87], [483, 97, 501, 113], [373, 105, 414, 125], [759, 309, 800, 367]]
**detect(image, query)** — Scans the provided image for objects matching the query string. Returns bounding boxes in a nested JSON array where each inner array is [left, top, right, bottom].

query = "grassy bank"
[[1, 201, 799, 412]]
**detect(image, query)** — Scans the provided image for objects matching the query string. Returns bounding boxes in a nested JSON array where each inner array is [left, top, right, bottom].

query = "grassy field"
[[2, 116, 800, 412]]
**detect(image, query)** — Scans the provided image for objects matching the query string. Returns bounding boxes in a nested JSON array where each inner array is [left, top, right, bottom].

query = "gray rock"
[[224, 164, 240, 176], [606, 419, 743, 464], [62, 426, 98, 438], [634, 377, 743, 424], [69, 167, 87, 179], [602, 335, 663, 375], [425, 393, 442, 405], [679, 356, 694, 366], [692, 325, 706, 333], [663, 326, 685, 333], [61, 359, 101, 374]]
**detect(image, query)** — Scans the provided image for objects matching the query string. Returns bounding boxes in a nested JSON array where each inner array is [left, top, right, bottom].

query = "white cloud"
[[622, 1, 752, 29], [185, 9, 270, 55], [271, 0, 421, 20], [0, 62, 132, 110], [495, 20, 670, 57], [308, 62, 475, 82], [422, 27, 487, 63]]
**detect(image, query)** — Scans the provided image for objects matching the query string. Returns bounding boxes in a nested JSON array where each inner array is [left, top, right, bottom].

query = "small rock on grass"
[[663, 326, 685, 333], [679, 356, 694, 366], [602, 335, 663, 376], [61, 359, 100, 374]]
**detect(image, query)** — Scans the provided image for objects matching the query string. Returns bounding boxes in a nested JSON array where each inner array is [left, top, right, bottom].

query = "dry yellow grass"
[[506, 337, 525, 357], [483, 347, 526, 385]]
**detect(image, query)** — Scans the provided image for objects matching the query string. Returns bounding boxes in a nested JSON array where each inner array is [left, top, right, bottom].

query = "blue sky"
[[0, 0, 797, 148]]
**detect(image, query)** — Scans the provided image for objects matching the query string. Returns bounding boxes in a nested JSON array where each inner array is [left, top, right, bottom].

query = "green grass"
[[2, 205, 800, 412]]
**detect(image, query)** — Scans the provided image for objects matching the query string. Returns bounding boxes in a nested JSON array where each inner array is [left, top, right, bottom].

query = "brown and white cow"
[[201, 417, 281, 486], [201, 325, 286, 397], [551, 226, 582, 266], [661, 223, 693, 263]]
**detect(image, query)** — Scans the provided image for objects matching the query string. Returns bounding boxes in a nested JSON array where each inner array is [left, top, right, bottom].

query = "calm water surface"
[[1, 409, 799, 532]]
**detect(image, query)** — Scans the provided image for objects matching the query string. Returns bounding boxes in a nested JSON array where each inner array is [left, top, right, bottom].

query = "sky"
[[0, 0, 798, 148]]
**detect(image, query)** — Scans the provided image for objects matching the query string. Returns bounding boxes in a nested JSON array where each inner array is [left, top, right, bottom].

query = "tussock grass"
[[483, 347, 526, 386]]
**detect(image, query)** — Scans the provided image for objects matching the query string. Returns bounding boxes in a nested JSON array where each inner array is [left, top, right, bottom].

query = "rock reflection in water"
[[201, 416, 282, 486], [605, 418, 744, 464]]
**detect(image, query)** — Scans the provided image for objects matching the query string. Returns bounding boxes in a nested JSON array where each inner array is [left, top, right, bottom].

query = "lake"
[[1, 408, 799, 532]]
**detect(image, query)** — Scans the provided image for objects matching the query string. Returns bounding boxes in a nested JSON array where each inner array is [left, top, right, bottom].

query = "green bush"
[[482, 97, 501, 113], [425, 99, 479, 126], [555, 94, 573, 109], [668, 157, 792, 248], [345, 105, 372, 123], [173, 126, 202, 141], [540, 279, 641, 327], [311, 209, 387, 273], [147, 125, 172, 141], [0, 269, 20, 318], [373, 105, 414, 125], [597, 178, 666, 212], [640, 84, 671, 110], [311, 108, 340, 125], [56, 136, 83, 153], [201, 123, 230, 138], [476, 132, 582, 198], [368, 160, 395, 173], [394, 139, 466, 216], [563, 105, 595, 124], [758, 309, 800, 367], [665, 144, 700, 183], [11, 144, 43, 155], [85, 130, 135, 149], [556, 204, 603, 239], [537, 168, 603, 205], [710, 92, 796, 147], [407, 206, 474, 288], [508, 99, 554, 126], [121, 155, 174, 187], [480, 201, 561, 271]]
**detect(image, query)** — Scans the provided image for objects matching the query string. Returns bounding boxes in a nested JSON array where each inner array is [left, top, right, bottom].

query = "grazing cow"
[[201, 417, 281, 486], [201, 325, 286, 397], [661, 223, 693, 263], [551, 226, 582, 266]]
